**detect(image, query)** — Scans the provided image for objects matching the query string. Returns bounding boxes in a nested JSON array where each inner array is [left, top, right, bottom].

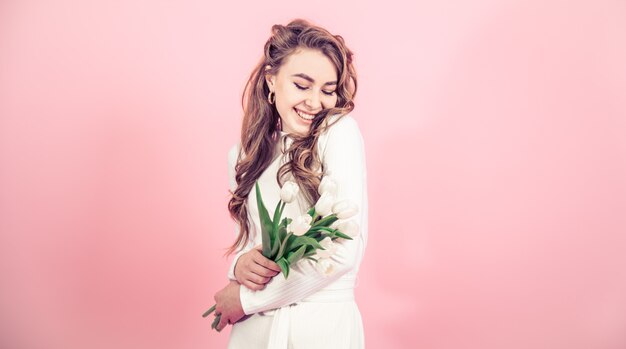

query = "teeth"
[[295, 108, 315, 120]]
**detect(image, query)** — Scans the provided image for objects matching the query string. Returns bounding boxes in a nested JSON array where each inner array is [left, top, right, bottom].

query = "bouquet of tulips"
[[203, 176, 360, 331]]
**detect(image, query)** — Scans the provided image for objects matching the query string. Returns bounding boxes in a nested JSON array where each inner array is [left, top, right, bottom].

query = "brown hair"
[[227, 18, 357, 254]]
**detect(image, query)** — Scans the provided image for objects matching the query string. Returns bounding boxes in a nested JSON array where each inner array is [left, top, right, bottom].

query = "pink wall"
[[1, 1, 625, 348]]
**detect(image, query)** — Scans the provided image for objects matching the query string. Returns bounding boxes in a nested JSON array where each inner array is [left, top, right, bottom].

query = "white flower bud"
[[318, 176, 338, 196], [315, 192, 335, 217], [280, 181, 300, 203], [336, 220, 360, 237], [287, 214, 312, 236], [332, 200, 359, 219]]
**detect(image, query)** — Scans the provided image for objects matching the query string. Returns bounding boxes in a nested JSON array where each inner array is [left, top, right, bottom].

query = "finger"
[[252, 254, 281, 273], [242, 279, 266, 291], [241, 249, 274, 273], [246, 270, 271, 285], [249, 263, 279, 278], [216, 314, 229, 332]]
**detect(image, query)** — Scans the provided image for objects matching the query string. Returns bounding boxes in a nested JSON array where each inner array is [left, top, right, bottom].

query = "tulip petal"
[[287, 245, 306, 264]]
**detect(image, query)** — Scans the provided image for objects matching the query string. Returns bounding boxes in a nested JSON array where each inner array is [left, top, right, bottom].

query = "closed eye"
[[294, 83, 336, 96]]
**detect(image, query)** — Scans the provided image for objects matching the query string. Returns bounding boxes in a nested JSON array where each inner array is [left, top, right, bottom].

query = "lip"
[[294, 108, 318, 123]]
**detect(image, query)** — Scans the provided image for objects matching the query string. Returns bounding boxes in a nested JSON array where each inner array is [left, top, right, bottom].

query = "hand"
[[213, 280, 245, 332], [234, 245, 281, 291]]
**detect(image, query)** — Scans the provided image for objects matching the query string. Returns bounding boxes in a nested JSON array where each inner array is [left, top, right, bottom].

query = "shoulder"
[[321, 112, 364, 144], [325, 112, 360, 133], [318, 112, 365, 157], [320, 112, 363, 144]]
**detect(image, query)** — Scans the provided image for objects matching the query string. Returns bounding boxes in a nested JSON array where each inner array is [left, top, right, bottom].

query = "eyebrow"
[[291, 73, 337, 86]]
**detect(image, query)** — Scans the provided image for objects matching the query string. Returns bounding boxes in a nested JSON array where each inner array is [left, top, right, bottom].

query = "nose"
[[305, 92, 322, 111]]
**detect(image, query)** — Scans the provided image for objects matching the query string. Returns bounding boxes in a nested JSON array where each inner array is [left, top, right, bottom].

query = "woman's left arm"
[[237, 114, 368, 315]]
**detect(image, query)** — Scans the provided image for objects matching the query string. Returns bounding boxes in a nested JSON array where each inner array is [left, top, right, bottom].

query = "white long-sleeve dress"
[[225, 113, 368, 349]]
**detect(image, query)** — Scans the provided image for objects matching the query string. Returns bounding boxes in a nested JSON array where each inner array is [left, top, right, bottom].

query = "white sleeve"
[[226, 143, 254, 281], [239, 114, 368, 315]]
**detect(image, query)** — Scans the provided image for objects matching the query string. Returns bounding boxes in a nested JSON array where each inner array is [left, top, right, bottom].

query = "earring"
[[268, 91, 276, 104]]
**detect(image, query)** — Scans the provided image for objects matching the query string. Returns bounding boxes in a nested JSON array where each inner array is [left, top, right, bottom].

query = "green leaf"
[[278, 218, 291, 239], [270, 234, 281, 260], [302, 244, 321, 258], [333, 230, 353, 240], [278, 222, 288, 241], [272, 201, 283, 229], [290, 236, 323, 250], [310, 226, 337, 233], [202, 304, 216, 318], [270, 201, 284, 252], [306, 225, 324, 233], [281, 217, 292, 228], [275, 232, 294, 261], [287, 245, 306, 264], [304, 231, 323, 240], [307, 207, 316, 216], [269, 211, 288, 259], [312, 214, 338, 227], [277, 258, 290, 279], [255, 182, 274, 258]]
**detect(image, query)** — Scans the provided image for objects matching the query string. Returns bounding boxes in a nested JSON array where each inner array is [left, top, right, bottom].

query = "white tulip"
[[315, 237, 337, 259], [336, 220, 360, 238], [314, 192, 335, 217], [287, 214, 312, 236], [318, 175, 338, 196], [332, 200, 359, 219], [315, 258, 335, 276], [280, 181, 299, 203]]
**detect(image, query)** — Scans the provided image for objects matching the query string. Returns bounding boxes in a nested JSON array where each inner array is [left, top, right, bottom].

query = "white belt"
[[265, 277, 356, 349]]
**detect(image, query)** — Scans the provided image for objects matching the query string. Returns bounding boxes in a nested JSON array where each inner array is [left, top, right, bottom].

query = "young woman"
[[212, 19, 368, 349]]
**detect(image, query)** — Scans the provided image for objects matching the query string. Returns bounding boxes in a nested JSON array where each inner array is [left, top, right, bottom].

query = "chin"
[[293, 128, 310, 137], [284, 119, 311, 136]]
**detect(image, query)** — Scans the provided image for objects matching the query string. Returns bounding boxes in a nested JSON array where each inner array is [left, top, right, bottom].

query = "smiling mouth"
[[294, 108, 317, 121]]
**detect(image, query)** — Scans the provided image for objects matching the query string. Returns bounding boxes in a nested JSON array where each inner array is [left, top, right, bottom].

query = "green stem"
[[276, 232, 293, 261], [211, 314, 222, 331], [202, 304, 216, 318]]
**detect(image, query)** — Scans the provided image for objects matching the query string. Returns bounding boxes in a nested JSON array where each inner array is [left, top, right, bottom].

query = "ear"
[[264, 65, 275, 90]]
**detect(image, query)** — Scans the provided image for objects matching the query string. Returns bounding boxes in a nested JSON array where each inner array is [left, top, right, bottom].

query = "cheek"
[[277, 86, 300, 105], [324, 95, 339, 108]]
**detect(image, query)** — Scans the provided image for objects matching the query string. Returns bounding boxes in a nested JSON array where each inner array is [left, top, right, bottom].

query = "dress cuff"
[[239, 284, 255, 315]]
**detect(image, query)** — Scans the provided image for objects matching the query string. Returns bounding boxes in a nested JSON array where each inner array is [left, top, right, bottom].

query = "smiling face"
[[265, 48, 339, 136]]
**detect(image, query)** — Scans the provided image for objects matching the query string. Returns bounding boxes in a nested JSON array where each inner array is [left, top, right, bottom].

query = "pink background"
[[1, 1, 625, 348]]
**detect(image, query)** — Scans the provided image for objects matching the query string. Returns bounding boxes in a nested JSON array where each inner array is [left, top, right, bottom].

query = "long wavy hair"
[[227, 19, 358, 255]]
